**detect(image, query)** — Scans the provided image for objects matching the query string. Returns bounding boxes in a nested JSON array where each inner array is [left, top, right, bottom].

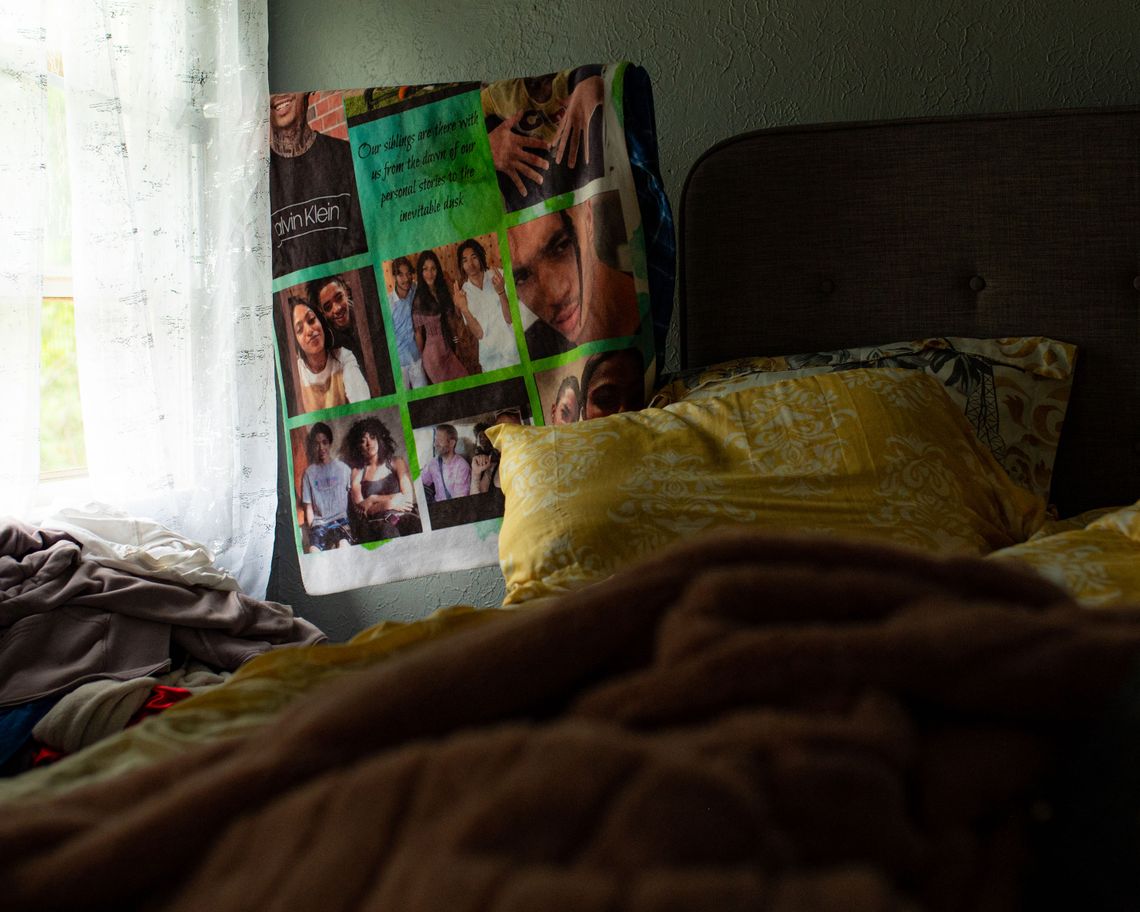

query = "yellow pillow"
[[489, 369, 1045, 604], [989, 501, 1140, 608], [651, 337, 1075, 502]]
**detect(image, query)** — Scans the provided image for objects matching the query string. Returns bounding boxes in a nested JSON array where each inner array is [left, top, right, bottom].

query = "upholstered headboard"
[[679, 106, 1140, 517]]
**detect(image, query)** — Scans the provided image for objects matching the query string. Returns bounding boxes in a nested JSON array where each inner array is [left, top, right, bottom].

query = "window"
[[40, 22, 87, 479]]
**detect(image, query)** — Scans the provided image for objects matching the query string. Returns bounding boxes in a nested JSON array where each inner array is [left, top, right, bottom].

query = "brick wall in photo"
[[307, 91, 351, 140]]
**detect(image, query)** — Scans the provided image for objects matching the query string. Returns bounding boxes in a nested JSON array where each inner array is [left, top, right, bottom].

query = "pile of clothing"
[[0, 506, 324, 775]]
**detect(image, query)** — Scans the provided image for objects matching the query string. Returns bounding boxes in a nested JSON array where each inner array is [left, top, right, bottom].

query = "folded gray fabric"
[[0, 521, 324, 707]]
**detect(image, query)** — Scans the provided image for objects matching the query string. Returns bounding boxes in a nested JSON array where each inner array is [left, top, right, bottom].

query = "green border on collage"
[[611, 62, 627, 127], [271, 252, 375, 296]]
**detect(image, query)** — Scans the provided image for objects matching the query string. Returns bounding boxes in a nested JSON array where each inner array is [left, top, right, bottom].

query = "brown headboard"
[[679, 106, 1140, 517]]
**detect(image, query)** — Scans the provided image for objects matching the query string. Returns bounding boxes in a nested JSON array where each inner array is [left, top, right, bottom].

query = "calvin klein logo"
[[272, 193, 350, 246]]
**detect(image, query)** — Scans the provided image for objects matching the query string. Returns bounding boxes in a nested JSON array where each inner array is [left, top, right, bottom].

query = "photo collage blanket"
[[269, 63, 672, 594]]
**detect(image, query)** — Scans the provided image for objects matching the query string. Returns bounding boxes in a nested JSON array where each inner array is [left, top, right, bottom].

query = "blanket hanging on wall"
[[268, 63, 673, 595]]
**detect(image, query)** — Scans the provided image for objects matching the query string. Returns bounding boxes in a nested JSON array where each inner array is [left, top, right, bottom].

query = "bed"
[[2, 106, 1139, 911]]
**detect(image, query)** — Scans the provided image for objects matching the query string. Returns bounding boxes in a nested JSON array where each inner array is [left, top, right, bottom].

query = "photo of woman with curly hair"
[[345, 414, 422, 542]]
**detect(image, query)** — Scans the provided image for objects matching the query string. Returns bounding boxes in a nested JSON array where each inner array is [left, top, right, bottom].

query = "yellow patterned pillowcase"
[[989, 501, 1140, 608], [650, 337, 1075, 502], [489, 369, 1045, 605]]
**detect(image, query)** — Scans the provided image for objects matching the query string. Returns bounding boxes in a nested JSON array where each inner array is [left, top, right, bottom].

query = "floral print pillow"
[[651, 337, 1075, 502]]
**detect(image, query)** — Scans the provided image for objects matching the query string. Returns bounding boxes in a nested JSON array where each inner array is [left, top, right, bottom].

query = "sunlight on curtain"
[[0, 10, 45, 507], [0, 1, 276, 596]]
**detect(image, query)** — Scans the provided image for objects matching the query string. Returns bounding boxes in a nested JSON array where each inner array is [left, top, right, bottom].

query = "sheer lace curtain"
[[0, 1, 276, 596], [0, 8, 45, 508]]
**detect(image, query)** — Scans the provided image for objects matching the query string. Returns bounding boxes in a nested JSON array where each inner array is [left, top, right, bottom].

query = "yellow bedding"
[[989, 500, 1140, 608]]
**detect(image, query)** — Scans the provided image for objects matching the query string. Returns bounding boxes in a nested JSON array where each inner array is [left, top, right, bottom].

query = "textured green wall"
[[267, 0, 1138, 637]]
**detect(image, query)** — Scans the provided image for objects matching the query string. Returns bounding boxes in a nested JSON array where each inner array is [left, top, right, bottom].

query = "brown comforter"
[[3, 530, 1140, 911]]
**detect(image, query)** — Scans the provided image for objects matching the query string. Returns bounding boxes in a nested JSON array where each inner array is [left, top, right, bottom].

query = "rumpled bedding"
[[990, 499, 1140, 608], [0, 520, 325, 707], [3, 529, 1140, 911]]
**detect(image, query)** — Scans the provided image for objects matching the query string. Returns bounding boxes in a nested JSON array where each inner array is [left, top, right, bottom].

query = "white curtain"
[[0, 0, 276, 596], [0, 8, 45, 509]]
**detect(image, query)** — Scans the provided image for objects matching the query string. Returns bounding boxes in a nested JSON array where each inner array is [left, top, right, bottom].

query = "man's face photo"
[[508, 192, 639, 359], [312, 431, 332, 464], [509, 211, 583, 343], [584, 350, 644, 420], [551, 384, 580, 425], [394, 263, 413, 298], [434, 427, 455, 457], [318, 280, 351, 331], [270, 93, 307, 133]]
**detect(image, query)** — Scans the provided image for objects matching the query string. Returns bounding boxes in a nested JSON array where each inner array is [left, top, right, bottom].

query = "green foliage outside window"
[[40, 297, 86, 475]]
